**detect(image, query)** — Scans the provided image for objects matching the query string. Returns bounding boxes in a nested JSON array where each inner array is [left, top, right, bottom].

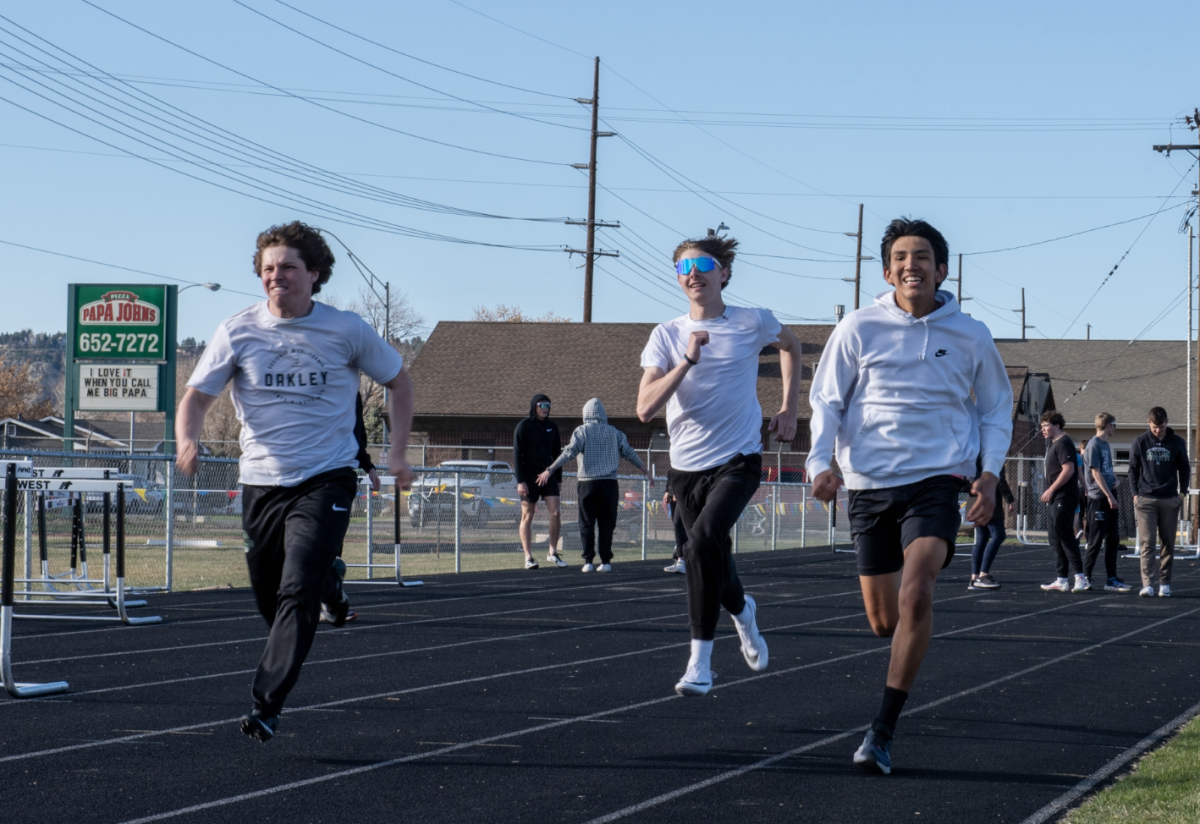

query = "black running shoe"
[[320, 592, 354, 627], [239, 711, 279, 742], [853, 728, 892, 775]]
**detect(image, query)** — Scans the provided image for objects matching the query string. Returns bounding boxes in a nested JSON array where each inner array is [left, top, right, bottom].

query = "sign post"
[[64, 285, 177, 455]]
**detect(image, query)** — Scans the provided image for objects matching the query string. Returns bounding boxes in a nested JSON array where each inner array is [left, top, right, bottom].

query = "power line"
[[964, 202, 1190, 256], [76, 0, 569, 166], [229, 0, 584, 131], [0, 237, 263, 297], [445, 0, 592, 60]]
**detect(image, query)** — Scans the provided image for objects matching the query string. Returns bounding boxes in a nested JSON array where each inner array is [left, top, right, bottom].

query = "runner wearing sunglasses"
[[637, 235, 802, 696]]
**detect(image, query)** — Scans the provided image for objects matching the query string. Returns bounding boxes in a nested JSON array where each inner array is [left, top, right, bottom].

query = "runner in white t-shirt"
[[176, 221, 414, 743], [637, 234, 802, 696]]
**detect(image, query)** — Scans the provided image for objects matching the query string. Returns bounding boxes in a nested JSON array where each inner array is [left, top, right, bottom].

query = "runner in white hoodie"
[[806, 218, 1013, 775]]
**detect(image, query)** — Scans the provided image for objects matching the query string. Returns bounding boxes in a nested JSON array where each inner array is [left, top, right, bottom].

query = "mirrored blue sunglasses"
[[675, 257, 719, 276]]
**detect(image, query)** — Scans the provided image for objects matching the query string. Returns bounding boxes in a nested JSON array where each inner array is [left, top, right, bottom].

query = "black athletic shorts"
[[521, 480, 560, 504], [848, 474, 965, 576]]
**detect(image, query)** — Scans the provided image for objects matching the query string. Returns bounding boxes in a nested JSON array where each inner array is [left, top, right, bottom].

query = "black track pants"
[[669, 453, 761, 641], [577, 479, 619, 563], [1047, 498, 1082, 578], [242, 467, 357, 715], [1083, 497, 1120, 580]]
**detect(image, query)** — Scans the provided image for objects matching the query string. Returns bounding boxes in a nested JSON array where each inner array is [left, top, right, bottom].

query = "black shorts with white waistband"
[[848, 474, 967, 576]]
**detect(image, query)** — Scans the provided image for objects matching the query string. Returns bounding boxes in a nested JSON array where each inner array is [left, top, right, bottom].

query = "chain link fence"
[[1, 447, 859, 592]]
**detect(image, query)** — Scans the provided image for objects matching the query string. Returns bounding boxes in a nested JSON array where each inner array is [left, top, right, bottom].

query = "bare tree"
[[472, 303, 571, 323], [0, 352, 55, 419]]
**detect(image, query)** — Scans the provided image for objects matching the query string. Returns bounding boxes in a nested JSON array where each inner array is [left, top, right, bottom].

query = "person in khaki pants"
[[1128, 407, 1190, 598]]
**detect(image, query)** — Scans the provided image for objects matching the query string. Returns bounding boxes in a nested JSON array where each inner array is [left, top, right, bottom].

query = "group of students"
[[1037, 408, 1189, 598], [176, 216, 1027, 779]]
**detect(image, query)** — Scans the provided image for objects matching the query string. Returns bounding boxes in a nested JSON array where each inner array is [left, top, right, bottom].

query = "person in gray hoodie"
[[807, 218, 1013, 775], [539, 398, 653, 571]]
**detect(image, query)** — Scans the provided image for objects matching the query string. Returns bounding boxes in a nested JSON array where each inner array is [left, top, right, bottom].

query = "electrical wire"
[[266, 0, 573, 100], [0, 237, 263, 297], [963, 202, 1190, 256], [229, 0, 584, 131], [76, 0, 569, 166]]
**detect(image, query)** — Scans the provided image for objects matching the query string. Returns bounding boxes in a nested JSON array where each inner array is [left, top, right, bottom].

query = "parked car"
[[83, 473, 165, 515], [408, 461, 521, 528]]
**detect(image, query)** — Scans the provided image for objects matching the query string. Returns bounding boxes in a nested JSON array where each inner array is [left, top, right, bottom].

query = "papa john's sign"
[[70, 284, 167, 361]]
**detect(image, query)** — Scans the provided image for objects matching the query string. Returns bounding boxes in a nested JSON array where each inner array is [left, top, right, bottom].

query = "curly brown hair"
[[672, 236, 739, 290], [253, 221, 335, 295]]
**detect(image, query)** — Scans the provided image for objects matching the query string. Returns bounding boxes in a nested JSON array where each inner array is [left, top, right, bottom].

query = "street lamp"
[[178, 282, 221, 293]]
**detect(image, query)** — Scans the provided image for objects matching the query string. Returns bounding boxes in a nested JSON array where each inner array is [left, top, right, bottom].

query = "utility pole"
[[1011, 288, 1028, 340], [842, 204, 873, 309], [565, 56, 618, 323], [957, 254, 962, 303], [1087, 323, 1091, 340], [1153, 110, 1200, 508]]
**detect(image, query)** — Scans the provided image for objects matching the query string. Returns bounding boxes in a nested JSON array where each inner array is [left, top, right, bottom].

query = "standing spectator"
[[969, 460, 1014, 590], [538, 398, 652, 572], [1083, 413, 1130, 593], [663, 491, 687, 574], [1074, 440, 1088, 541], [1129, 407, 1190, 598], [513, 394, 565, 569], [1039, 411, 1087, 592]]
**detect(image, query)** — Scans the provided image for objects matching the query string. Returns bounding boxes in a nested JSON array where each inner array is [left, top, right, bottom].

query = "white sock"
[[687, 639, 713, 672], [1058, 577, 1070, 586]]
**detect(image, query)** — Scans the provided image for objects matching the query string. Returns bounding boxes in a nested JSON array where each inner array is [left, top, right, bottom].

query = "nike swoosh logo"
[[332, 504, 348, 512]]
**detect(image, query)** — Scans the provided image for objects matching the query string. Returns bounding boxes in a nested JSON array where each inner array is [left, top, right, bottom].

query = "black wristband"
[[684, 354, 699, 366]]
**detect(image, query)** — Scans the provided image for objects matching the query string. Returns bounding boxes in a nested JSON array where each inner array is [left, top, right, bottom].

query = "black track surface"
[[3, 545, 1199, 824]]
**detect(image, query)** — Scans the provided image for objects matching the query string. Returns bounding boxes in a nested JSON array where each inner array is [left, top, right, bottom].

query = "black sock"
[[872, 686, 909, 740]]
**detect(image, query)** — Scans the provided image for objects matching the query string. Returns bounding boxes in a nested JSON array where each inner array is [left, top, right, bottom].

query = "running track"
[[2, 545, 1198, 824]]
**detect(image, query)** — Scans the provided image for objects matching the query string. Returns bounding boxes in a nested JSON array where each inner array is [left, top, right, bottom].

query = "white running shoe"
[[1139, 586, 1154, 597], [524, 558, 539, 570], [547, 553, 569, 568], [581, 562, 595, 573], [733, 595, 768, 672], [674, 666, 716, 697], [664, 559, 685, 574], [1159, 584, 1172, 598], [1072, 575, 1091, 593], [596, 563, 612, 573], [1040, 578, 1070, 592]]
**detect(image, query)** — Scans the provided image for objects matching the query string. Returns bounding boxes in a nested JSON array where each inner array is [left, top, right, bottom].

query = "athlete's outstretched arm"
[[175, 387, 218, 476], [767, 326, 801, 442], [637, 331, 708, 422], [385, 369, 415, 489]]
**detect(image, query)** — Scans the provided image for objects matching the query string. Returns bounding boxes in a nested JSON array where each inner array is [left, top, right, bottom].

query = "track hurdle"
[[0, 468, 162, 626], [1, 462, 69, 698], [344, 478, 423, 587]]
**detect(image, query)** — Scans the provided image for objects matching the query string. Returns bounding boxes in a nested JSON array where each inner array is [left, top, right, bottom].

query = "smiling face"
[[675, 250, 728, 310], [883, 235, 947, 318], [259, 245, 319, 318]]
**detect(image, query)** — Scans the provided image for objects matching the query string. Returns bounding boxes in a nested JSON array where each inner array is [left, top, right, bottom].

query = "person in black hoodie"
[[513, 393, 565, 569], [1128, 406, 1190, 598]]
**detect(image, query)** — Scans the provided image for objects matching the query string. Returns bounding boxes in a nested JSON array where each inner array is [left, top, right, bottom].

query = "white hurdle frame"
[[1, 462, 69, 698], [0, 473, 162, 626], [344, 477, 423, 587]]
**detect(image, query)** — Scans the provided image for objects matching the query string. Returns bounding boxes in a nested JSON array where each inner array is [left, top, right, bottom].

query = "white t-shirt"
[[640, 306, 782, 472], [187, 301, 403, 487]]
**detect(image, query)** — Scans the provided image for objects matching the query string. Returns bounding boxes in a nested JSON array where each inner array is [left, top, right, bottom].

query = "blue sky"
[[1, 0, 1198, 349]]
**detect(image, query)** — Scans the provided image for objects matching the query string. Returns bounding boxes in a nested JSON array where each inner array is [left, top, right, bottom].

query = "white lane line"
[[111, 604, 1200, 824], [1016, 699, 1200, 824], [580, 606, 1200, 824], [1, 587, 867, 712], [9, 573, 822, 668]]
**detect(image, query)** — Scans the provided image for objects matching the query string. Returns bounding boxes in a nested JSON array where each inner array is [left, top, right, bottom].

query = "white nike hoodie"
[[806, 290, 1013, 490]]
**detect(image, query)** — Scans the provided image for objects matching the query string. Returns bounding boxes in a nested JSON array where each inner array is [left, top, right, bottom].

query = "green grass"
[[1065, 715, 1200, 824]]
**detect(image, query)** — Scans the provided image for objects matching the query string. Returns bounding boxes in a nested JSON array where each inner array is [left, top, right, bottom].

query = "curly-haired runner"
[[176, 221, 414, 743]]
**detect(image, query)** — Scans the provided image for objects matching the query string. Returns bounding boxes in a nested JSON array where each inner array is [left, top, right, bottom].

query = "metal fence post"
[[366, 483, 374, 581], [22, 489, 32, 601], [770, 482, 777, 552], [164, 460, 174, 592], [454, 469, 461, 574], [733, 519, 738, 553], [800, 485, 807, 548], [641, 476, 648, 560]]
